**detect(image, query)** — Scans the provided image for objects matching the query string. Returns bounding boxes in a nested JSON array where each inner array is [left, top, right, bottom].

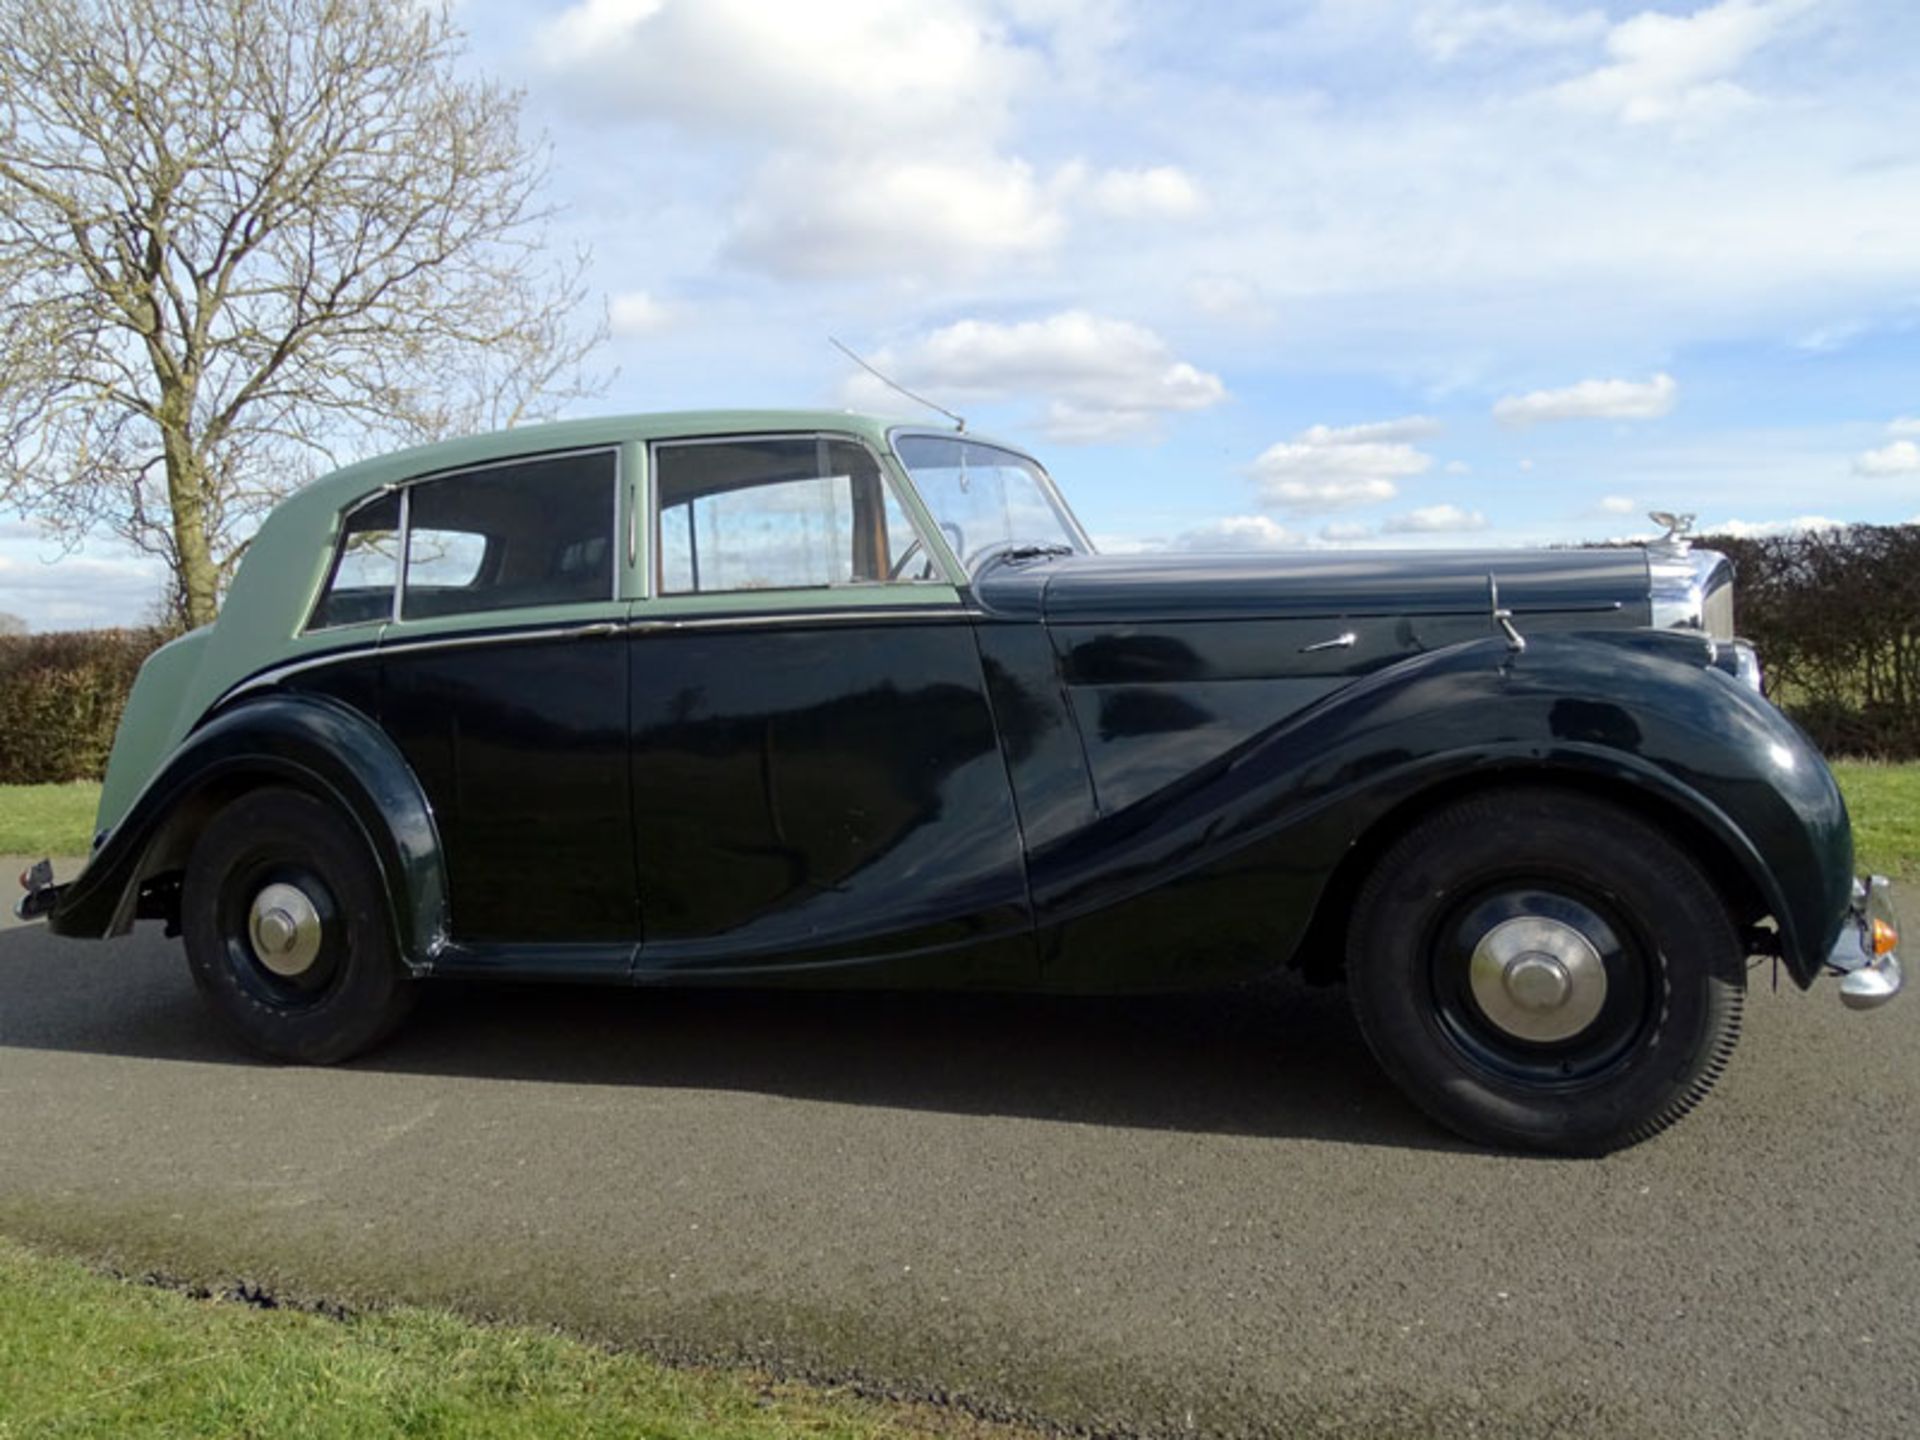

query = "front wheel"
[[1346, 787, 1744, 1154], [181, 786, 416, 1063]]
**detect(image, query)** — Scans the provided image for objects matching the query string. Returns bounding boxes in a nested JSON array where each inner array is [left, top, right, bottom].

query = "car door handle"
[[1299, 631, 1357, 653]]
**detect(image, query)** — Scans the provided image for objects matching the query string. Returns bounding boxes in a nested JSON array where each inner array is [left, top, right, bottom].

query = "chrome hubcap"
[[1468, 916, 1608, 1043], [247, 882, 324, 978]]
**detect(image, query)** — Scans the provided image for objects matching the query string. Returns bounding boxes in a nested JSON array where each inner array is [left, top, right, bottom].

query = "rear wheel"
[[181, 787, 416, 1063], [1346, 787, 1744, 1154]]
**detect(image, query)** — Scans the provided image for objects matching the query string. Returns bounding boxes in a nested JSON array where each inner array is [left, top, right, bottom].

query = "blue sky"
[[4, 0, 1919, 627]]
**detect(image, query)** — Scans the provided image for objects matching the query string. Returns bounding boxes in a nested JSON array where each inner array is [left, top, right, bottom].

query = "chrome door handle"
[[1299, 632, 1357, 653]]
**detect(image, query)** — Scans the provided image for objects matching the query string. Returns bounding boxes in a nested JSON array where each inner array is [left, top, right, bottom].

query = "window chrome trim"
[[646, 430, 955, 600], [304, 446, 626, 636], [301, 484, 403, 636], [392, 485, 411, 623], [390, 444, 622, 623]]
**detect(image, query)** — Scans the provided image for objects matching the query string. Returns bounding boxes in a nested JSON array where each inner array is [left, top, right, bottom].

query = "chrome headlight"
[[1715, 637, 1764, 692]]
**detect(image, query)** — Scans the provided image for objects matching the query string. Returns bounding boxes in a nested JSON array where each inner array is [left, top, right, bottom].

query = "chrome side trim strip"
[[220, 607, 982, 706], [217, 621, 623, 707], [628, 606, 975, 635]]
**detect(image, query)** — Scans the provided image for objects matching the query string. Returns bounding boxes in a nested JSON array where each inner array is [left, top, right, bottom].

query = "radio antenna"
[[830, 336, 966, 432]]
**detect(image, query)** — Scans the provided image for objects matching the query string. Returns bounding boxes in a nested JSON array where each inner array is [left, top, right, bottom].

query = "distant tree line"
[[1698, 523, 1920, 760]]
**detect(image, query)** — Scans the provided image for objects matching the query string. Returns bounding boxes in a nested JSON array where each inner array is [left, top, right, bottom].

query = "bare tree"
[[0, 0, 607, 627]]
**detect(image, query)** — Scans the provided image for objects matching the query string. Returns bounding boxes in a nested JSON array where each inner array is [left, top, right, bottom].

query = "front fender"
[[49, 692, 449, 971], [1035, 633, 1851, 989]]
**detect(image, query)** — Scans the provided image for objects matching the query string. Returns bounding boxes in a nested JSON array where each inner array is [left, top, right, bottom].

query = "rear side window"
[[655, 436, 928, 595], [400, 451, 617, 620], [310, 491, 401, 630]]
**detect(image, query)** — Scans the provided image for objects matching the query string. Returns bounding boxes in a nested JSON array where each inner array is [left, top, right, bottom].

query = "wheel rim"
[[218, 860, 344, 1007], [248, 882, 326, 978], [1429, 886, 1657, 1087]]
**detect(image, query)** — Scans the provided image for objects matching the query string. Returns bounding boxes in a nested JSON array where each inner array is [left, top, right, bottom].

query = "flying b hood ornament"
[[1648, 510, 1696, 556]]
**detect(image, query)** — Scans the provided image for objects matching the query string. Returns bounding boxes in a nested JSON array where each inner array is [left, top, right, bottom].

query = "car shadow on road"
[[0, 923, 1465, 1152]]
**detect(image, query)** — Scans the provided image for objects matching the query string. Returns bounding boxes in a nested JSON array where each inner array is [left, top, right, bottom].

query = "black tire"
[[1346, 786, 1744, 1155], [182, 786, 416, 1063]]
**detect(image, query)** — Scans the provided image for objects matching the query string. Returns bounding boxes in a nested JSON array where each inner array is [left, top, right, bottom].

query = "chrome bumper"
[[1826, 876, 1903, 1010]]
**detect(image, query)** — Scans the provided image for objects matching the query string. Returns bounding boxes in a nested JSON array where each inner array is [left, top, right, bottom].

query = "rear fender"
[[49, 693, 448, 971]]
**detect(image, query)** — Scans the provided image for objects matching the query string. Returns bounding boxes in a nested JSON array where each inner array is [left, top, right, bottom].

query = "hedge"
[[1697, 524, 1920, 760], [0, 628, 172, 784]]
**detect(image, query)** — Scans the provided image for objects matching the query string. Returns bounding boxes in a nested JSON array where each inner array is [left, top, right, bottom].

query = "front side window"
[[655, 436, 932, 595], [401, 450, 616, 620], [892, 435, 1086, 573]]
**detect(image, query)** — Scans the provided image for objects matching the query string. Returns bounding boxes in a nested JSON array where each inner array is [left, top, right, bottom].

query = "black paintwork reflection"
[[1095, 688, 1211, 739], [1029, 633, 1850, 993], [628, 623, 1031, 980], [382, 636, 635, 943], [1549, 698, 1643, 751], [973, 622, 1098, 853], [1072, 680, 1343, 815]]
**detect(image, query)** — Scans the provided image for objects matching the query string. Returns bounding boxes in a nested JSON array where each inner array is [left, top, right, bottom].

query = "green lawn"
[[0, 1238, 1016, 1440], [0, 782, 99, 855], [1830, 761, 1920, 884]]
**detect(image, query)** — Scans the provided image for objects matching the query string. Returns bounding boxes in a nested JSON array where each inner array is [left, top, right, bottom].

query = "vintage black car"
[[17, 410, 1903, 1153]]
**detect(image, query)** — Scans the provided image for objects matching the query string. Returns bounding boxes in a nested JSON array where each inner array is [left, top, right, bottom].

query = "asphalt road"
[[1, 867, 1914, 1438]]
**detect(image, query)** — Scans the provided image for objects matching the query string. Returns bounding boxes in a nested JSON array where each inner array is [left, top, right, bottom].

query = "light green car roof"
[[293, 409, 924, 511]]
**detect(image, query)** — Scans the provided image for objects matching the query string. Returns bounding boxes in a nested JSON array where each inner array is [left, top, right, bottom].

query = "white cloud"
[[845, 311, 1225, 442], [1887, 417, 1920, 437], [536, 1, 1104, 281], [1171, 515, 1301, 551], [1704, 514, 1845, 537], [1599, 494, 1638, 514], [0, 550, 166, 631], [536, 0, 1031, 150], [1854, 439, 1920, 477], [1555, 0, 1814, 126], [1251, 419, 1436, 513], [1298, 416, 1442, 445], [1381, 503, 1488, 534], [1184, 273, 1273, 326], [1414, 2, 1607, 62], [1072, 164, 1205, 220], [1494, 373, 1677, 426], [1318, 521, 1376, 542], [728, 154, 1062, 280], [1795, 319, 1870, 354], [1444, 460, 1471, 475], [609, 290, 675, 337]]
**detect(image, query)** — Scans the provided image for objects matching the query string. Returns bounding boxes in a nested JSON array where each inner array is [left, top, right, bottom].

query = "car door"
[[374, 447, 637, 956], [627, 432, 1033, 986]]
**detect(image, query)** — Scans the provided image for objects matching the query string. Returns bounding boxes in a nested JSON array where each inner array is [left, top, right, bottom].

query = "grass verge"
[[0, 1237, 1023, 1440], [1829, 760, 1920, 884], [0, 782, 98, 856]]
